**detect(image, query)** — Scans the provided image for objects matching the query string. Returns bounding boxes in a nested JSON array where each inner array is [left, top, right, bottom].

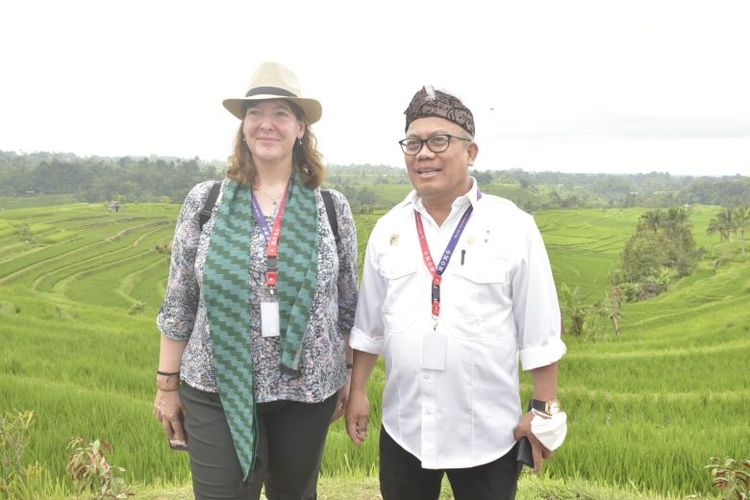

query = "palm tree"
[[733, 206, 750, 254], [603, 287, 624, 336], [706, 208, 734, 243], [560, 283, 588, 336], [663, 206, 695, 253], [666, 206, 691, 226], [639, 209, 663, 233]]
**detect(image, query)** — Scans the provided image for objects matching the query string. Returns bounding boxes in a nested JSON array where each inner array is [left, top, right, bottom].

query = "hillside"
[[0, 201, 748, 498]]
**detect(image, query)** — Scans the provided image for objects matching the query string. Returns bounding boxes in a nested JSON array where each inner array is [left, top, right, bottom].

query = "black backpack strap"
[[199, 181, 221, 230], [321, 189, 339, 245]]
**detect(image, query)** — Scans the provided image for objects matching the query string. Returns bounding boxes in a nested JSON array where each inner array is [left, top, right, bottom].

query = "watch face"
[[546, 400, 561, 415]]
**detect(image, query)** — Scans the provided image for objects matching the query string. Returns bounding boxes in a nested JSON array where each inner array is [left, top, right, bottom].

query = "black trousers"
[[379, 426, 522, 500], [180, 383, 338, 500]]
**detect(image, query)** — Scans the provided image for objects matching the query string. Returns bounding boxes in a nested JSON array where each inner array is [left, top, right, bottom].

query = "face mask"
[[530, 411, 568, 451]]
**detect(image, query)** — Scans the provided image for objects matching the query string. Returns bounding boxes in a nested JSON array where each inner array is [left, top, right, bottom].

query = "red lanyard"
[[251, 184, 290, 295], [414, 205, 474, 328]]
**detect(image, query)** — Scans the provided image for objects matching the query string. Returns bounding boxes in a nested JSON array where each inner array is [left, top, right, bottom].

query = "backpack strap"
[[321, 189, 339, 246], [199, 181, 221, 230]]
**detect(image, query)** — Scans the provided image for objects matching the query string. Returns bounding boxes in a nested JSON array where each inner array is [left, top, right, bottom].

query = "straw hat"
[[222, 61, 322, 124]]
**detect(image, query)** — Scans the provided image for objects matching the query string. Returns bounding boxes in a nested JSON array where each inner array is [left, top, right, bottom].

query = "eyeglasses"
[[398, 134, 472, 156]]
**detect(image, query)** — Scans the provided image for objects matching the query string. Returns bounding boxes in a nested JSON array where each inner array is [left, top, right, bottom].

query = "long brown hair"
[[225, 101, 326, 188]]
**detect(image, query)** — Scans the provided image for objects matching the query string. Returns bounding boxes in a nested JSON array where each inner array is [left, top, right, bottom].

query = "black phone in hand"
[[169, 438, 189, 452], [517, 436, 533, 467]]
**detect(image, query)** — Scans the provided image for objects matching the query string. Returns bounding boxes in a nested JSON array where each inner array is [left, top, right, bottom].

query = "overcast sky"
[[2, 0, 749, 176]]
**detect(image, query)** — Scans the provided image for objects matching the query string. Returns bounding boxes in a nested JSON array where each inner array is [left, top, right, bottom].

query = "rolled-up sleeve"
[[156, 184, 206, 340], [513, 216, 566, 370], [349, 224, 387, 355]]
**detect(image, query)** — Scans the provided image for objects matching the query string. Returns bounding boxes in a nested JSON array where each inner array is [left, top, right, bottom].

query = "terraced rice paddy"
[[1, 201, 748, 497]]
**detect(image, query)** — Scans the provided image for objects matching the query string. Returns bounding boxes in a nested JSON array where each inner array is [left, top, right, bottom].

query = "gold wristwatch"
[[530, 398, 561, 416]]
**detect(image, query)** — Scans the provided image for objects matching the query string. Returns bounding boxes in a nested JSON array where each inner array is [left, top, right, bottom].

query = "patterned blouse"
[[157, 179, 358, 403]]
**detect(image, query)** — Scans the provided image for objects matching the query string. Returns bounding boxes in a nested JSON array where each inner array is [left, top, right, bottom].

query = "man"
[[345, 86, 567, 500]]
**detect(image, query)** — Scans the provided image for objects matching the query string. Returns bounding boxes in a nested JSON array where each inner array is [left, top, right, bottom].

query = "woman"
[[153, 61, 358, 500]]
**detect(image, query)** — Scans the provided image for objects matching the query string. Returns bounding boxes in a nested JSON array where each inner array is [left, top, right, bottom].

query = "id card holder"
[[421, 333, 447, 371], [260, 301, 280, 337]]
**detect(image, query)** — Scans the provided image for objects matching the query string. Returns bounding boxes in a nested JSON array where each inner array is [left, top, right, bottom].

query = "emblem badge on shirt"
[[421, 333, 447, 371], [389, 233, 400, 246]]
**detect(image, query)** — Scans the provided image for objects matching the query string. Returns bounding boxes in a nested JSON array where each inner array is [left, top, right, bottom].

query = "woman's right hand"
[[154, 389, 186, 445]]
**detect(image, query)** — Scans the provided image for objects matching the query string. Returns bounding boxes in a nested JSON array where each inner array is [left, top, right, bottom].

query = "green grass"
[[44, 472, 683, 499], [0, 194, 77, 210], [1, 201, 748, 498]]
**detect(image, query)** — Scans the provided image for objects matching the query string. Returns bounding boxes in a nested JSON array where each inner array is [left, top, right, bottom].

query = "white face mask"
[[530, 411, 568, 451]]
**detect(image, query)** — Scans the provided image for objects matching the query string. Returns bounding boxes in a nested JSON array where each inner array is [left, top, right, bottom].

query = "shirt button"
[[425, 409, 431, 415], [423, 375, 431, 380]]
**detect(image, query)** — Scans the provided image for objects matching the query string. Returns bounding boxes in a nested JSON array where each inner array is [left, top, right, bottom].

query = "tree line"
[[0, 151, 222, 203], [1, 150, 748, 209]]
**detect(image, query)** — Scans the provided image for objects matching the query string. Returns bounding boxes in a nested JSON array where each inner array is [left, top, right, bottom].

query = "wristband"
[[346, 363, 353, 369], [156, 378, 180, 391], [156, 371, 180, 392]]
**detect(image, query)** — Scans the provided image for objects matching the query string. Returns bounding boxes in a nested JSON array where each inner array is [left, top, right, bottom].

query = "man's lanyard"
[[250, 184, 290, 296], [414, 202, 475, 330]]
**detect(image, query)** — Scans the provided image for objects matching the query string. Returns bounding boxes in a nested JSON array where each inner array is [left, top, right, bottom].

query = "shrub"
[[128, 301, 146, 315], [16, 223, 35, 245], [706, 456, 750, 499], [154, 242, 172, 255], [0, 410, 42, 498], [67, 437, 131, 499]]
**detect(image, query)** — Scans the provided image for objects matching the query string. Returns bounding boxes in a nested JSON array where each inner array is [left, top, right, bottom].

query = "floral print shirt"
[[157, 179, 358, 403]]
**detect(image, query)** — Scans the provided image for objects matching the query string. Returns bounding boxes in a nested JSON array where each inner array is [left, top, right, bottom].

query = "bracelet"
[[157, 370, 180, 376], [156, 377, 180, 391], [346, 363, 353, 369]]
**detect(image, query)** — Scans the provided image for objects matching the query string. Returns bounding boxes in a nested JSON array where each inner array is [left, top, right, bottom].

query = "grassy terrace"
[[1, 200, 748, 497]]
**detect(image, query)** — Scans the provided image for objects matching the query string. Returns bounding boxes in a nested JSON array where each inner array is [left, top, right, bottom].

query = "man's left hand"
[[513, 412, 553, 472]]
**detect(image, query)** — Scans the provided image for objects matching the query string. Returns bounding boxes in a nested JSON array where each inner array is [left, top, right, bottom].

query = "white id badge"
[[421, 334, 447, 371], [260, 301, 280, 337]]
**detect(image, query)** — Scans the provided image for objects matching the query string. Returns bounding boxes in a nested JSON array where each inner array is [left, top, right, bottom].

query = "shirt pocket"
[[447, 254, 513, 339], [452, 247, 510, 294], [378, 252, 420, 318], [382, 310, 417, 335], [453, 257, 508, 286]]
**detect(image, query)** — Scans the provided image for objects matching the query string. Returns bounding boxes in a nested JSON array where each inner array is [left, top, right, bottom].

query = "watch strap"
[[530, 399, 548, 413], [530, 398, 560, 415]]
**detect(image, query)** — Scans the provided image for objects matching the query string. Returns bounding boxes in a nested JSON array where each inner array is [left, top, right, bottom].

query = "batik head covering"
[[404, 85, 475, 136]]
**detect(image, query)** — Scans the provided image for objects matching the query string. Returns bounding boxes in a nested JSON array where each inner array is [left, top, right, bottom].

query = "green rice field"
[[1, 200, 748, 497]]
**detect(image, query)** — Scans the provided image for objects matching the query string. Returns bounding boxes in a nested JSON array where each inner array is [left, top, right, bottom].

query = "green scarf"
[[203, 174, 319, 480]]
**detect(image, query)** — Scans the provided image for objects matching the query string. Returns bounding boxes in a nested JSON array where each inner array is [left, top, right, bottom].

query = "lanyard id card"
[[251, 182, 290, 339], [421, 333, 447, 370], [260, 301, 280, 337]]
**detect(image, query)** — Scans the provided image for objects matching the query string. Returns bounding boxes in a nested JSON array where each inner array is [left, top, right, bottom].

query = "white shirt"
[[350, 179, 566, 469]]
